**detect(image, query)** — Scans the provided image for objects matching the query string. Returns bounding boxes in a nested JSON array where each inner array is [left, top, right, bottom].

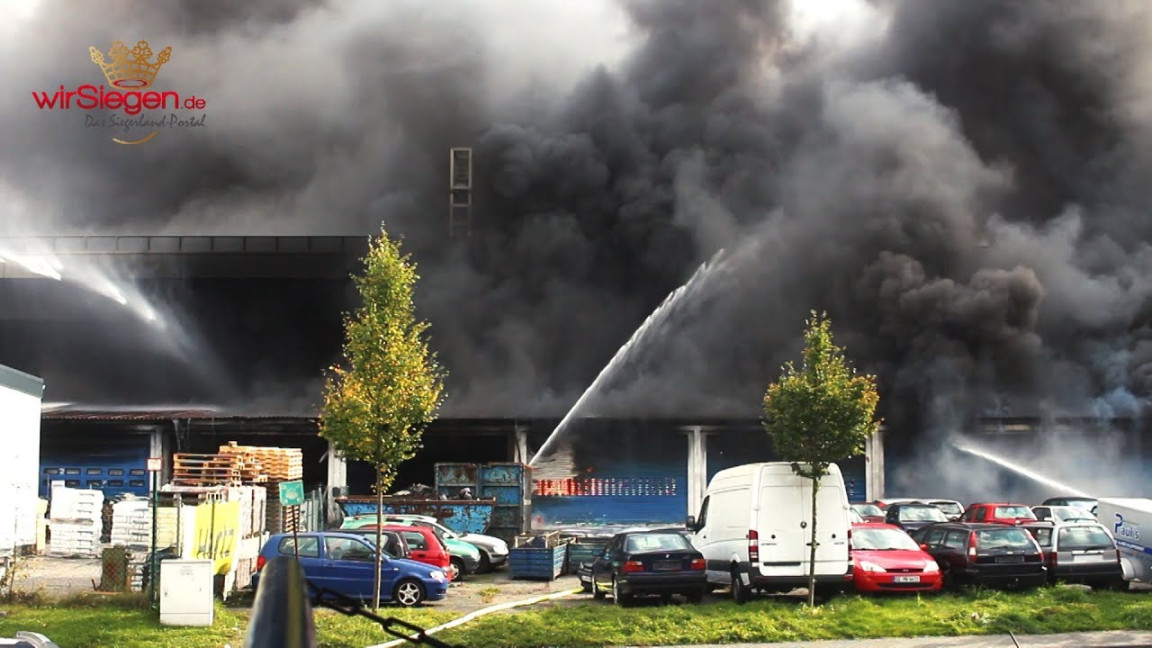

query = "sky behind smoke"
[[3, 0, 1152, 458]]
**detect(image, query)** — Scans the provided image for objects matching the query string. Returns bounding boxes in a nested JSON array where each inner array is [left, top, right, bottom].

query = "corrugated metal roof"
[[40, 405, 317, 421], [0, 364, 44, 399]]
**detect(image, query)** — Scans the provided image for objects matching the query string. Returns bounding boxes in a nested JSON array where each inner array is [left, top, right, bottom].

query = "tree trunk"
[[373, 469, 384, 612], [807, 476, 819, 607]]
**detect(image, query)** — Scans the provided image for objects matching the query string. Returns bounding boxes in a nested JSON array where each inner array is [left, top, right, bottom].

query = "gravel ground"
[[11, 555, 104, 598], [8, 554, 588, 613], [423, 569, 585, 613]]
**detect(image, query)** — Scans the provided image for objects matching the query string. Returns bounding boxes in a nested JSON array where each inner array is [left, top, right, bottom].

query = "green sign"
[[278, 480, 305, 507]]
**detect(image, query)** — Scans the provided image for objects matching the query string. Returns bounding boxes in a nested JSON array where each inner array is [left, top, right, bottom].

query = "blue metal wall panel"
[[707, 430, 868, 501], [41, 438, 150, 498], [532, 427, 688, 527]]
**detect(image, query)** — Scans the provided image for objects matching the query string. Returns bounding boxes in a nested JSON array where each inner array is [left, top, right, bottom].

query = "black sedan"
[[885, 503, 949, 533], [590, 530, 707, 606]]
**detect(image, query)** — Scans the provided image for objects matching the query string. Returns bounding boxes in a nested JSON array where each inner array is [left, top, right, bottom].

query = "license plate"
[[995, 555, 1024, 564], [894, 575, 920, 583], [1072, 553, 1102, 563], [654, 561, 681, 571]]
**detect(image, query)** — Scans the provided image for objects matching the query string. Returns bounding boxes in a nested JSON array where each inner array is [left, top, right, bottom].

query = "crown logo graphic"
[[89, 40, 172, 89]]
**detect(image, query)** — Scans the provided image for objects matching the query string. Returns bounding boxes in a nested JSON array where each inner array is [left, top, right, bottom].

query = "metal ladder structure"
[[449, 147, 472, 238]]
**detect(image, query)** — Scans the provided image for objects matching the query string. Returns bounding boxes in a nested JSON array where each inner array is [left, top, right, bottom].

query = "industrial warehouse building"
[[0, 234, 1143, 532]]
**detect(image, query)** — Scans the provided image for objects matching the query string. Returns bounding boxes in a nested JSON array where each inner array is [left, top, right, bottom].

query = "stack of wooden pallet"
[[216, 442, 268, 483], [218, 443, 303, 483], [171, 453, 243, 486]]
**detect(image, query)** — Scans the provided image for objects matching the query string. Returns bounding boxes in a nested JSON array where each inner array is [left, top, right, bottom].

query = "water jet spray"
[[949, 438, 1093, 498], [531, 248, 730, 465]]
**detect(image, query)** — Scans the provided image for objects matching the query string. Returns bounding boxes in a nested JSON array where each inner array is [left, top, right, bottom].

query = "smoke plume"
[[3, 0, 1152, 457]]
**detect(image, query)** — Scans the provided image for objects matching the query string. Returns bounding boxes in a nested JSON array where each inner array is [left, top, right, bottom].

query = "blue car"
[[253, 531, 448, 606]]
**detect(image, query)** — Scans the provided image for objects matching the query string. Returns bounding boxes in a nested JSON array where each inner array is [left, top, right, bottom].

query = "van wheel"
[[731, 569, 750, 604]]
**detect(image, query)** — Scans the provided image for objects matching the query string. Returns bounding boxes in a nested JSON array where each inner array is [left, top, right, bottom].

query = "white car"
[[376, 513, 510, 572], [1032, 505, 1096, 524]]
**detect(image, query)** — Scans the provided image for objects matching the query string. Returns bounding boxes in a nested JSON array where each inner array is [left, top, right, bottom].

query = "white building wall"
[[0, 370, 44, 554]]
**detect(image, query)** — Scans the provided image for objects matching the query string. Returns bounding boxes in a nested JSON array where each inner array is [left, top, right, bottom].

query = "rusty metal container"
[[434, 463, 479, 499], [480, 463, 532, 542]]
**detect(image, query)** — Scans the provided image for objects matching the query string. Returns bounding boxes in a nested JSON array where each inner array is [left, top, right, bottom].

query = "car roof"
[[852, 522, 904, 530], [376, 524, 436, 533], [929, 522, 1029, 530], [969, 502, 1028, 507], [271, 531, 369, 540]]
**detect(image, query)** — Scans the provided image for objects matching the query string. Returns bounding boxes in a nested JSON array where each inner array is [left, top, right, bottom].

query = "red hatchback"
[[960, 503, 1038, 526], [357, 525, 454, 581], [850, 523, 943, 593]]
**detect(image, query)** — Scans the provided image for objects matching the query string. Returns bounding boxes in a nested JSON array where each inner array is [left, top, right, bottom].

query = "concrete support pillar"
[[865, 425, 885, 501], [326, 439, 348, 524], [511, 426, 530, 465], [685, 426, 708, 520], [326, 440, 348, 495]]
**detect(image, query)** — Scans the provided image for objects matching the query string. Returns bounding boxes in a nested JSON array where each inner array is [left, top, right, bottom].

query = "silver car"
[[1023, 521, 1124, 590], [1032, 505, 1096, 524]]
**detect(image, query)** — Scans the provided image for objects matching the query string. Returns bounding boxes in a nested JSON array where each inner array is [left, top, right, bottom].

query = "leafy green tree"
[[319, 226, 447, 611], [762, 311, 880, 606]]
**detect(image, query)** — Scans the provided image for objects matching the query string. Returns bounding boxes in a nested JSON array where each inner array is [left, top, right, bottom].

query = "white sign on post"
[[147, 457, 163, 472]]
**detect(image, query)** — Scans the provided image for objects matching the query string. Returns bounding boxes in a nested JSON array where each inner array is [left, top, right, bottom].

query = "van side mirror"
[[685, 515, 697, 532], [919, 544, 929, 552]]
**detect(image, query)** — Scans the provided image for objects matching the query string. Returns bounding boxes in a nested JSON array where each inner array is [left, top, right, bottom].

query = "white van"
[[686, 462, 853, 602], [1096, 497, 1152, 585]]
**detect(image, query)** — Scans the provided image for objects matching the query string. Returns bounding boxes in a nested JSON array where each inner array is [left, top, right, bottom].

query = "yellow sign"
[[192, 500, 240, 575]]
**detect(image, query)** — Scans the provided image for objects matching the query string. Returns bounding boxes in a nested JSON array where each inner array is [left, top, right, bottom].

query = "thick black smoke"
[[3, 0, 1152, 450]]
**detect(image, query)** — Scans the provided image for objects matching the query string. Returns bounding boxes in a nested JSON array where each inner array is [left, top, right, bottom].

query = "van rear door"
[[755, 485, 806, 578], [754, 479, 850, 577], [806, 483, 850, 575]]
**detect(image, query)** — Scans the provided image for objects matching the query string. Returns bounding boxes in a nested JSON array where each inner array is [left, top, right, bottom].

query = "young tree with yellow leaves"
[[319, 226, 447, 611], [762, 311, 880, 606]]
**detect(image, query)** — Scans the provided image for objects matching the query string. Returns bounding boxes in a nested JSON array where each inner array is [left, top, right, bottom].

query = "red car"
[[960, 503, 1038, 526], [850, 523, 943, 593], [356, 525, 454, 581]]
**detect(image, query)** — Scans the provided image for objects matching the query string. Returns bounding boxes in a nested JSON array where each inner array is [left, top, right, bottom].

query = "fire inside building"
[[0, 227, 884, 532], [0, 150, 1145, 541]]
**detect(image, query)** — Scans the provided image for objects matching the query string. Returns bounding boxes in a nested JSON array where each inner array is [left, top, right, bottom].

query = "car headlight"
[[923, 561, 939, 573], [858, 561, 885, 573], [492, 542, 509, 555], [430, 571, 446, 581]]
